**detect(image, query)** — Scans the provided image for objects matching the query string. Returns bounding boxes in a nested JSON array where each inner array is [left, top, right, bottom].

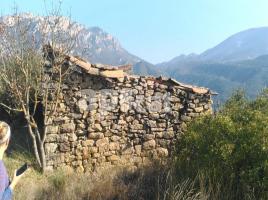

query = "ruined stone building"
[[44, 56, 213, 172]]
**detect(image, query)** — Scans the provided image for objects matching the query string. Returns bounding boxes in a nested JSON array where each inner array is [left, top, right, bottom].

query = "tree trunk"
[[39, 140, 46, 171], [34, 128, 47, 171], [26, 124, 42, 167]]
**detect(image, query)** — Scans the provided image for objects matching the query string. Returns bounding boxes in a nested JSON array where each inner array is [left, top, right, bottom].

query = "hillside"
[[200, 27, 268, 62], [157, 27, 268, 101], [157, 56, 268, 101]]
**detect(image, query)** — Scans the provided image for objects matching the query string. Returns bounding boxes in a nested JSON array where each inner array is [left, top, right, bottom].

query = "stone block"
[[46, 134, 59, 142], [89, 147, 98, 153], [144, 134, 155, 140], [109, 142, 120, 151], [93, 124, 103, 132], [163, 131, 175, 139], [122, 147, 134, 155], [59, 143, 71, 152], [82, 140, 95, 147], [134, 145, 142, 155], [45, 143, 58, 154], [46, 125, 59, 134], [107, 155, 120, 161], [76, 98, 88, 113], [194, 107, 204, 113], [156, 147, 169, 157], [181, 115, 191, 122], [96, 138, 109, 147], [88, 132, 104, 139], [143, 140, 156, 150], [61, 122, 75, 133]]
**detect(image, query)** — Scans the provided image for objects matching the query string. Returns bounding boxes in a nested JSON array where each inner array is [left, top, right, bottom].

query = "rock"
[[70, 113, 82, 119], [122, 147, 134, 155], [61, 123, 75, 133], [93, 124, 103, 132], [148, 101, 162, 113], [76, 98, 88, 113], [188, 103, 195, 108], [130, 124, 143, 130], [194, 107, 204, 112], [89, 103, 98, 111], [157, 147, 169, 157], [96, 138, 109, 147], [89, 147, 98, 153], [149, 113, 159, 119], [108, 155, 119, 161], [158, 139, 171, 148], [163, 131, 174, 139], [59, 143, 70, 152], [111, 135, 121, 142], [143, 140, 156, 150], [181, 115, 191, 122], [46, 134, 59, 142], [147, 120, 157, 128], [82, 148, 90, 159], [45, 143, 58, 154], [88, 132, 104, 139], [156, 132, 163, 138], [69, 133, 77, 142], [46, 125, 59, 134], [144, 134, 155, 140], [82, 140, 95, 147], [58, 103, 66, 112], [109, 142, 120, 151], [120, 103, 130, 113], [134, 145, 142, 155], [204, 104, 210, 110]]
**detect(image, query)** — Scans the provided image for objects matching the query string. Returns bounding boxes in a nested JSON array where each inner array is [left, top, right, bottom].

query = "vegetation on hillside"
[[157, 55, 268, 102]]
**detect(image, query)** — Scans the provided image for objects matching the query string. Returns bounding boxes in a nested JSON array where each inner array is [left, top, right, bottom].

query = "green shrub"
[[177, 90, 268, 199]]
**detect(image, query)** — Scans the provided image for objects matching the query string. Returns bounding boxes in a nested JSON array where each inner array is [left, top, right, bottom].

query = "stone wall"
[[44, 69, 212, 172]]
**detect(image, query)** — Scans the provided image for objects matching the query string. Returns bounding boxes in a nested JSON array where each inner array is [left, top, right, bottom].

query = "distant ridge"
[[156, 27, 268, 101], [200, 27, 268, 62]]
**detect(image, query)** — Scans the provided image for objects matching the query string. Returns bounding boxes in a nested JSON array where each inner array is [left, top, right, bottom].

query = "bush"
[[177, 90, 268, 199]]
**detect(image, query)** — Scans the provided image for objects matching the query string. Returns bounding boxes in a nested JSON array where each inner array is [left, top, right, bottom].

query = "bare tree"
[[0, 7, 79, 171]]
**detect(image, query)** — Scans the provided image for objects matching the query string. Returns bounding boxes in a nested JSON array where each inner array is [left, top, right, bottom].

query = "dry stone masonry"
[[44, 56, 213, 172]]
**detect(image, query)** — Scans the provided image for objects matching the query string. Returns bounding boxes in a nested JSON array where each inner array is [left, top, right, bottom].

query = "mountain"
[[200, 27, 268, 62], [0, 13, 159, 76], [158, 55, 268, 101], [157, 27, 268, 101]]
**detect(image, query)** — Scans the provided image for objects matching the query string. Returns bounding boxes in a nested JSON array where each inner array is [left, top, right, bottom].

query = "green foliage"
[[177, 90, 268, 199]]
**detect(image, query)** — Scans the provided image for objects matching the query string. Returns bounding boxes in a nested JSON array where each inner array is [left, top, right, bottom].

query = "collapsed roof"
[[65, 55, 215, 95]]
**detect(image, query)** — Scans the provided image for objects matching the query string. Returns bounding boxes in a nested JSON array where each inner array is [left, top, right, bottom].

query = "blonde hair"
[[0, 121, 10, 145]]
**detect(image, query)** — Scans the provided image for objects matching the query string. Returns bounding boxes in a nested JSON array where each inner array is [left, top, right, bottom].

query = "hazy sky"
[[1, 0, 268, 64]]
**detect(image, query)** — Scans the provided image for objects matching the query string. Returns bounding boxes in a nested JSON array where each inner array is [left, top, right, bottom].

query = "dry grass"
[[3, 152, 205, 200], [3, 150, 257, 200]]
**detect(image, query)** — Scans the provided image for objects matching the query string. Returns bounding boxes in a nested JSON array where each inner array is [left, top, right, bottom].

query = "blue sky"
[[1, 0, 268, 64]]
